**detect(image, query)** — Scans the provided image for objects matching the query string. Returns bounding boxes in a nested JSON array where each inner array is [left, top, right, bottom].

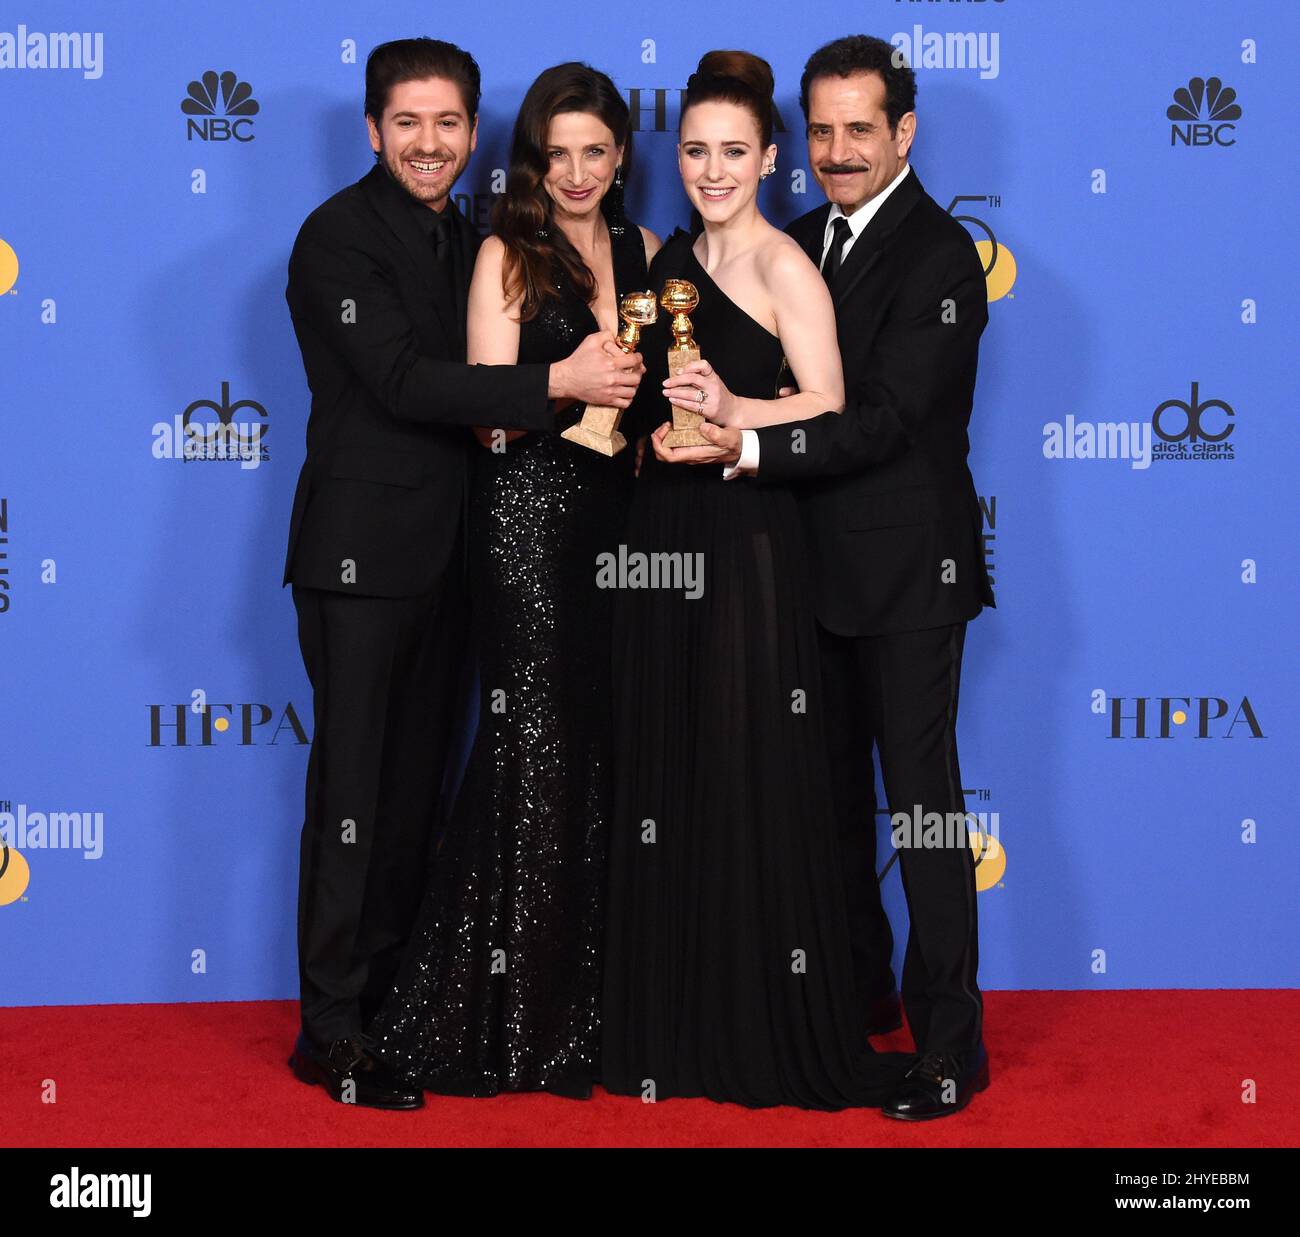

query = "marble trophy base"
[[661, 342, 707, 447], [560, 402, 626, 456]]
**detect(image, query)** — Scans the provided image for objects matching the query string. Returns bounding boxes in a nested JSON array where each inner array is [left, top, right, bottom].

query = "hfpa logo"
[[1093, 691, 1263, 739], [182, 70, 259, 141], [1167, 76, 1240, 147], [148, 693, 308, 746]]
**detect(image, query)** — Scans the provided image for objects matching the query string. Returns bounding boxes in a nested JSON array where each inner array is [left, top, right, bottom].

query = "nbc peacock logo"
[[182, 70, 259, 142], [1167, 76, 1240, 147]]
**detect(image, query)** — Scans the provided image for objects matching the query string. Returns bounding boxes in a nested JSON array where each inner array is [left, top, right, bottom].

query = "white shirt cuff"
[[722, 429, 760, 479]]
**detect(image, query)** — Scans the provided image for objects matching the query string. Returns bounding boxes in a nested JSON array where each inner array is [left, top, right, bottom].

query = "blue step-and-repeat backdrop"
[[2, 1, 1296, 1005]]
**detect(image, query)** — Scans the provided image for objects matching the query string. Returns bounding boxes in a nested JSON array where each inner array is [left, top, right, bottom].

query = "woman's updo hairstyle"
[[681, 49, 775, 147]]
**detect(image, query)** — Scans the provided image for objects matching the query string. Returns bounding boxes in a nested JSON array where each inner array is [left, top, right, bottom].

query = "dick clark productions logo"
[[182, 70, 259, 141], [1152, 382, 1234, 460]]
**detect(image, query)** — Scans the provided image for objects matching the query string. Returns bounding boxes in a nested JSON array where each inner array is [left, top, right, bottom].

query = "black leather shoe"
[[881, 1043, 989, 1120], [288, 1031, 423, 1110], [864, 990, 903, 1037]]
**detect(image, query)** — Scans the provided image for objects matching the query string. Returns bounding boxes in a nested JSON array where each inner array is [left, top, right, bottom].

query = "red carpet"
[[2, 991, 1295, 1147]]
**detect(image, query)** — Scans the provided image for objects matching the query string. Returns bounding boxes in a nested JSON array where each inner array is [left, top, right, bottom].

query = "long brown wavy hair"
[[494, 62, 633, 321]]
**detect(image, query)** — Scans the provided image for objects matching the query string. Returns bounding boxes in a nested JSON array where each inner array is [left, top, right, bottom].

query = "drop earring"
[[608, 163, 627, 236]]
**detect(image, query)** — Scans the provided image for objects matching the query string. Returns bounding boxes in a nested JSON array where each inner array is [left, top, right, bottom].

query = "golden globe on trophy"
[[560, 289, 659, 456], [659, 278, 710, 448]]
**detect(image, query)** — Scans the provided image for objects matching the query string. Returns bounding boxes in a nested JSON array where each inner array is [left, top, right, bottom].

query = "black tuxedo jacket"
[[283, 164, 554, 597], [757, 168, 994, 637]]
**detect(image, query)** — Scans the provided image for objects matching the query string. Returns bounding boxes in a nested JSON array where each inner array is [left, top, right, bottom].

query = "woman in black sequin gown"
[[601, 53, 913, 1109], [368, 65, 656, 1097]]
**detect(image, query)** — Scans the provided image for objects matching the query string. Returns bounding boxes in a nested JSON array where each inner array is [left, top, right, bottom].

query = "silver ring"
[[698, 388, 707, 406]]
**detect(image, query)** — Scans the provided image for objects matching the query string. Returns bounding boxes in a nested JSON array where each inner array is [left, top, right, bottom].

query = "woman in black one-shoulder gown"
[[601, 53, 912, 1110]]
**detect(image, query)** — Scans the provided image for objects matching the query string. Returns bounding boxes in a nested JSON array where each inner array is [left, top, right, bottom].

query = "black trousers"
[[292, 573, 468, 1044], [818, 621, 983, 1055]]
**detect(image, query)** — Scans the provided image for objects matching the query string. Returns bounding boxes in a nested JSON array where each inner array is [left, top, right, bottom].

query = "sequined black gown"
[[601, 230, 913, 1109], [368, 222, 647, 1097]]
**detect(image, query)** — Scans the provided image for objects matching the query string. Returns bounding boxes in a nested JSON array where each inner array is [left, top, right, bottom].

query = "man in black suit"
[[684, 35, 994, 1119], [283, 38, 642, 1109]]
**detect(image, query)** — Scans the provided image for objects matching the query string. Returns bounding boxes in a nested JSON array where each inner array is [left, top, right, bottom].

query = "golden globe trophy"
[[659, 278, 708, 448], [561, 289, 658, 456]]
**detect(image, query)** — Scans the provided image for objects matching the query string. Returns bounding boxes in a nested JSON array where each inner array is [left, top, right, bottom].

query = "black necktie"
[[430, 207, 454, 261], [821, 216, 853, 286], [429, 208, 465, 334]]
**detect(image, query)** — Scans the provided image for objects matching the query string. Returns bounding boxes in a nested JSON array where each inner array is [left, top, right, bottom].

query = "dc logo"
[[183, 381, 267, 448], [1152, 382, 1234, 444], [182, 70, 259, 142]]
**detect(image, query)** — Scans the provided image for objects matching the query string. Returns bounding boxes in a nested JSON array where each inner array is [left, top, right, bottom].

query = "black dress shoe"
[[881, 1043, 989, 1121], [288, 1032, 424, 1110], [864, 990, 903, 1037]]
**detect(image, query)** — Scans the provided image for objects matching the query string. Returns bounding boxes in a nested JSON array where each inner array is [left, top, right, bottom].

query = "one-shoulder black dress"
[[601, 229, 912, 1108]]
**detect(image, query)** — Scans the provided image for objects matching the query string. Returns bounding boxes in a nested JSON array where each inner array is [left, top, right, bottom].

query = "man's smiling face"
[[367, 76, 478, 211], [806, 71, 914, 214]]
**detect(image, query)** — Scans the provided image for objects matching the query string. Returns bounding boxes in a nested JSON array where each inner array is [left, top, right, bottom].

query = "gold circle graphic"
[[0, 238, 18, 296], [974, 239, 1016, 302], [969, 829, 1006, 891], [0, 845, 31, 905]]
